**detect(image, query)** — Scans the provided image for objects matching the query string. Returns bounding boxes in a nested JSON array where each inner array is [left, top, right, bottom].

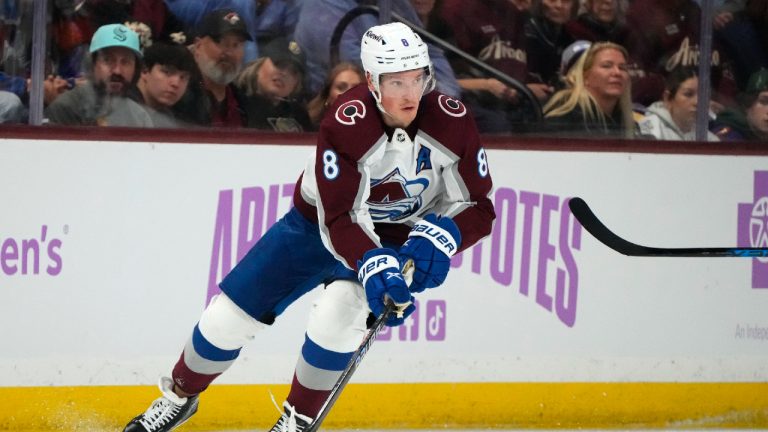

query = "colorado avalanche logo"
[[335, 100, 366, 125], [438, 95, 466, 117], [368, 168, 429, 221]]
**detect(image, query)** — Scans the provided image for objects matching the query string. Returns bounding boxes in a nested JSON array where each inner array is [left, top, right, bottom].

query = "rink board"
[[1, 136, 767, 430]]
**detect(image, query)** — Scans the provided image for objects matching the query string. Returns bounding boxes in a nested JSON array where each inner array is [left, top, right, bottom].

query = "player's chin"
[[394, 109, 417, 126]]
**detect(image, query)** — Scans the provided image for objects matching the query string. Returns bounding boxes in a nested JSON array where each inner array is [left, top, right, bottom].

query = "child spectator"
[[130, 42, 199, 128]]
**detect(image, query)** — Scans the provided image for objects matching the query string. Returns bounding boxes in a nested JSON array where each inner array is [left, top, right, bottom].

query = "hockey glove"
[[399, 213, 462, 293], [357, 248, 415, 327]]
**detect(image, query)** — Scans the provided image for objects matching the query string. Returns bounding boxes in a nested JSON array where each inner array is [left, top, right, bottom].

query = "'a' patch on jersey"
[[416, 144, 432, 174]]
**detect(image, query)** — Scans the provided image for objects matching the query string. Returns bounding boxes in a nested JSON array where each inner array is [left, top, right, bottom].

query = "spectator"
[[746, 0, 768, 56], [412, 0, 518, 104], [130, 42, 199, 127], [557, 39, 592, 89], [234, 37, 312, 131], [637, 66, 719, 140], [306, 61, 364, 127], [713, 68, 768, 140], [0, 90, 25, 123], [293, 0, 460, 99], [411, 0, 452, 39], [186, 8, 250, 128], [708, 0, 768, 91], [564, 0, 629, 45], [625, 0, 738, 107], [45, 23, 152, 126], [41, 75, 73, 106], [543, 41, 635, 137], [163, 0, 303, 63], [442, 0, 549, 133], [0, 72, 71, 110], [131, 0, 186, 44], [525, 0, 578, 87]]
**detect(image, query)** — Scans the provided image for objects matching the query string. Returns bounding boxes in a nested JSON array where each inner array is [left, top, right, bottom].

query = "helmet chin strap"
[[370, 86, 390, 119]]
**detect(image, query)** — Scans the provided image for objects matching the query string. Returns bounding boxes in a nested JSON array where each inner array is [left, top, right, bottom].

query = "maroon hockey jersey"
[[293, 84, 496, 270]]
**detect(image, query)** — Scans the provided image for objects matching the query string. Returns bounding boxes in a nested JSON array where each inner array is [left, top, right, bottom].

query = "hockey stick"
[[306, 261, 415, 432], [568, 197, 768, 257]]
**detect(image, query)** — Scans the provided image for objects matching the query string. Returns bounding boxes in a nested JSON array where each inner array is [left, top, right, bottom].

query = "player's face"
[[665, 76, 699, 133], [93, 47, 136, 95], [747, 91, 768, 137], [584, 48, 629, 104], [375, 69, 426, 128], [140, 64, 191, 108]]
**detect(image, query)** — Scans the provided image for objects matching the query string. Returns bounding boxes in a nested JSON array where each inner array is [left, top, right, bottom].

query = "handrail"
[[329, 4, 543, 122]]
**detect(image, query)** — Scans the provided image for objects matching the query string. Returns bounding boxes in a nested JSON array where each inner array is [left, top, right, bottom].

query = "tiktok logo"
[[737, 171, 768, 288], [378, 299, 447, 342]]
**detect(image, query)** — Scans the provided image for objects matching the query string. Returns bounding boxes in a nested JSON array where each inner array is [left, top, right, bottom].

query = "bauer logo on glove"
[[399, 213, 462, 293], [410, 220, 459, 256], [357, 248, 415, 327]]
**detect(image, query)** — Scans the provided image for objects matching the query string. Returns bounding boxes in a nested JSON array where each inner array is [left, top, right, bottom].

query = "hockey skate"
[[123, 376, 199, 432], [269, 401, 313, 432]]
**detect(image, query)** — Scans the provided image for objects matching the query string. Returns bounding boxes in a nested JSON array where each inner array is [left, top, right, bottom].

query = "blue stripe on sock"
[[191, 324, 241, 361], [301, 334, 354, 371]]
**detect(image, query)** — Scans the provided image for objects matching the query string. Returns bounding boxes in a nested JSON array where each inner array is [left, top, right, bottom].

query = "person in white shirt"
[[638, 66, 719, 141]]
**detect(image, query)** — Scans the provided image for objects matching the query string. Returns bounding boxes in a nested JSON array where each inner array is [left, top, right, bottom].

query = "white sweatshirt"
[[638, 101, 720, 141]]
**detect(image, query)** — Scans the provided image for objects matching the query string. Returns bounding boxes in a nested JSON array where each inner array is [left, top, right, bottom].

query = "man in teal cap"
[[46, 23, 152, 126], [713, 68, 768, 141]]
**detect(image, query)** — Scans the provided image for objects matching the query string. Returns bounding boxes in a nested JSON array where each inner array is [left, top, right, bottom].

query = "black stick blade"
[[568, 197, 768, 257]]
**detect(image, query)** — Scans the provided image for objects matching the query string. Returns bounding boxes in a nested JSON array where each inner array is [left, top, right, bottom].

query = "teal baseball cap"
[[89, 23, 142, 58]]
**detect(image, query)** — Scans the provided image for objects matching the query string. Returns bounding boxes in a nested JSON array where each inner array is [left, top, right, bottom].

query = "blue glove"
[[398, 214, 462, 293], [357, 248, 415, 327]]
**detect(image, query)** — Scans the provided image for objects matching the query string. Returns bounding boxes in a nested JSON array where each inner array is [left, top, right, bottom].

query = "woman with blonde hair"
[[543, 41, 635, 137]]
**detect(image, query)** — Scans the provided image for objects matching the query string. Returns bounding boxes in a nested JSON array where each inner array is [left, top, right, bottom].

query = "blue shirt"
[[293, 0, 460, 98], [164, 0, 303, 63]]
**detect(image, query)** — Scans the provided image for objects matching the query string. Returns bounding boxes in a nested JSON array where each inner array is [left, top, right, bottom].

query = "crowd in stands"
[[0, 0, 766, 141]]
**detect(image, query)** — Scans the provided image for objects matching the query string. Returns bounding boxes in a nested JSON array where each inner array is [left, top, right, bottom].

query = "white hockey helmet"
[[360, 22, 435, 105]]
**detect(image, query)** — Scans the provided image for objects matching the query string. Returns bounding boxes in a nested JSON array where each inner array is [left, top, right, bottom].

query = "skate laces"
[[138, 397, 183, 431], [135, 377, 190, 431], [269, 394, 311, 432]]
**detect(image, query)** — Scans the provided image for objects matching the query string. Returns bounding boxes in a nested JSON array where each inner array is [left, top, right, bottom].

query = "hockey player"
[[123, 22, 495, 432]]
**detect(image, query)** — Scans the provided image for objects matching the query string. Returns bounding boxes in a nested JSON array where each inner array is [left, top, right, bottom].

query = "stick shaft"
[[306, 302, 394, 432], [306, 260, 414, 431]]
